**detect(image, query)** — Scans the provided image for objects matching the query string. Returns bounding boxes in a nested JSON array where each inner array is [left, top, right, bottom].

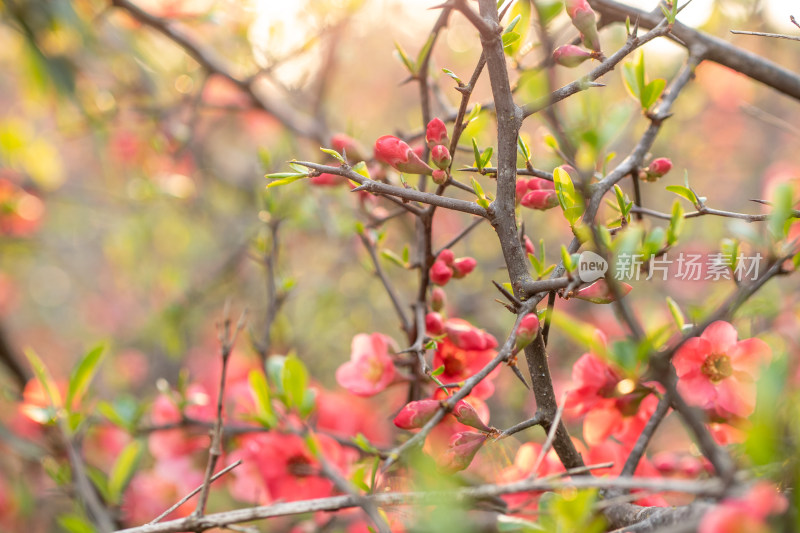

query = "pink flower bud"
[[553, 44, 593, 67], [393, 399, 440, 429], [573, 279, 632, 304], [524, 235, 535, 255], [438, 249, 455, 266], [516, 178, 531, 204], [429, 260, 453, 286], [432, 169, 448, 185], [439, 431, 487, 472], [374, 135, 434, 175], [528, 177, 555, 191], [426, 312, 445, 336], [431, 145, 452, 170], [515, 313, 540, 349], [652, 452, 679, 474], [520, 190, 559, 210], [310, 173, 345, 186], [431, 287, 447, 312], [426, 117, 449, 148], [445, 319, 498, 351], [452, 400, 491, 432], [451, 257, 477, 278], [645, 158, 672, 181], [330, 133, 367, 162], [566, 0, 601, 52]]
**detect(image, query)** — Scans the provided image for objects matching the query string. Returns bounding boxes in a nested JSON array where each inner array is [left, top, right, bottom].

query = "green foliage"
[[553, 167, 584, 227], [621, 52, 666, 111]]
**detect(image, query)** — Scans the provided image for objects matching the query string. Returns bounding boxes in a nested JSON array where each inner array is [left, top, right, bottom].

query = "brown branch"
[[358, 233, 411, 335]]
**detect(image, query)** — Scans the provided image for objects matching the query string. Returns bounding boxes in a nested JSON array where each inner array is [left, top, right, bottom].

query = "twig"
[[730, 29, 800, 42], [620, 395, 671, 476], [358, 233, 411, 334]]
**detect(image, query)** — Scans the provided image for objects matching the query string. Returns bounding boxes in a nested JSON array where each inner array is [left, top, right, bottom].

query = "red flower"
[[335, 333, 397, 397], [434, 319, 498, 399], [425, 117, 449, 148], [429, 260, 453, 286], [673, 321, 771, 418], [374, 135, 433, 175]]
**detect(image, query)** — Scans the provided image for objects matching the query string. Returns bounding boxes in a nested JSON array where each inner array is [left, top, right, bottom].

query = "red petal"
[[701, 321, 739, 354]]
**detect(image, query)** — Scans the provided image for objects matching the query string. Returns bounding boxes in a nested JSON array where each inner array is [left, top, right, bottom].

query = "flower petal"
[[716, 376, 756, 418], [673, 338, 710, 377], [583, 403, 620, 446], [677, 374, 716, 409], [702, 321, 739, 354], [729, 338, 771, 375]]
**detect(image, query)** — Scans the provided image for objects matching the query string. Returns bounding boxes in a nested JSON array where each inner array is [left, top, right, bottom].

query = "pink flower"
[[673, 321, 771, 418], [374, 135, 433, 175], [122, 458, 203, 524], [147, 389, 211, 459], [335, 333, 397, 396], [394, 399, 441, 429], [429, 259, 453, 286], [438, 431, 487, 472], [553, 44, 593, 67], [444, 318, 498, 351], [516, 313, 540, 350], [431, 145, 451, 170], [699, 482, 787, 533], [434, 319, 499, 399], [520, 189, 559, 210], [426, 117, 449, 148], [644, 157, 672, 181], [573, 279, 633, 304], [528, 177, 555, 190], [451, 257, 477, 278]]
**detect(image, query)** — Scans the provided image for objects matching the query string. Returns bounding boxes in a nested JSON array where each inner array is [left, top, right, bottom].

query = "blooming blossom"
[[335, 333, 396, 396], [433, 319, 498, 399], [673, 321, 771, 418], [699, 482, 787, 533]]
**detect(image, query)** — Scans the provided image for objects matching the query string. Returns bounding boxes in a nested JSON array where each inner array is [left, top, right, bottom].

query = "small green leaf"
[[415, 33, 437, 72], [442, 68, 463, 85], [266, 355, 287, 392], [248, 370, 277, 428], [666, 297, 685, 330], [517, 136, 531, 161], [402, 245, 410, 264], [502, 32, 521, 48], [431, 365, 445, 377], [266, 174, 308, 188], [720, 238, 740, 270], [549, 311, 606, 357], [641, 78, 666, 109], [769, 183, 795, 240], [665, 185, 698, 206], [108, 440, 144, 504], [466, 103, 482, 124], [320, 147, 345, 163], [479, 147, 493, 169], [667, 200, 685, 245], [380, 249, 406, 268], [281, 354, 309, 410], [560, 245, 574, 272], [471, 177, 486, 199], [472, 139, 482, 170], [394, 42, 415, 73], [66, 344, 105, 412], [504, 14, 522, 34], [353, 433, 379, 454]]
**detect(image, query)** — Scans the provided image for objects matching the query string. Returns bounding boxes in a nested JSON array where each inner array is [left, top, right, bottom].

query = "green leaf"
[[402, 245, 410, 264], [394, 42, 415, 73], [504, 14, 522, 34], [517, 136, 531, 161], [466, 103, 482, 124], [666, 297, 685, 330], [442, 68, 463, 86], [502, 32, 521, 48], [621, 61, 641, 102], [560, 245, 574, 272], [479, 147, 493, 169], [281, 354, 309, 410], [266, 355, 287, 392], [381, 249, 406, 268], [320, 147, 346, 163], [642, 227, 665, 259], [667, 200, 685, 246], [665, 185, 698, 206], [768, 182, 795, 240], [67, 344, 105, 412], [248, 370, 277, 428], [266, 174, 308, 188], [431, 365, 445, 377], [58, 514, 96, 533], [641, 78, 666, 109], [720, 238, 740, 270], [471, 177, 486, 200], [553, 166, 584, 226], [354, 433, 380, 454], [108, 440, 144, 504], [549, 311, 606, 357], [415, 33, 437, 73], [472, 138, 482, 170]]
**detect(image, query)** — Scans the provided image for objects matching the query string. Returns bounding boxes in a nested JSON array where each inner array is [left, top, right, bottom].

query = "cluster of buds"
[[516, 177, 558, 210], [426, 118, 452, 185], [640, 157, 673, 182], [429, 248, 477, 286], [565, 0, 601, 52]]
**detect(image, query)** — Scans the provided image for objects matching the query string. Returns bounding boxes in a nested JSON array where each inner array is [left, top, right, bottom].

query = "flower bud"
[[429, 260, 453, 286], [553, 44, 593, 67], [515, 313, 540, 350], [374, 135, 434, 175], [431, 145, 452, 170], [565, 0, 601, 52], [431, 287, 447, 312], [445, 320, 498, 351], [516, 178, 531, 204], [330, 133, 367, 162], [452, 400, 491, 432], [393, 399, 441, 429], [524, 235, 535, 255], [644, 158, 672, 182], [425, 312, 445, 336], [573, 279, 632, 304], [426, 117, 449, 148], [520, 190, 559, 210], [432, 169, 448, 185], [451, 257, 477, 278], [528, 177, 555, 191], [438, 249, 455, 266], [439, 431, 487, 473]]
